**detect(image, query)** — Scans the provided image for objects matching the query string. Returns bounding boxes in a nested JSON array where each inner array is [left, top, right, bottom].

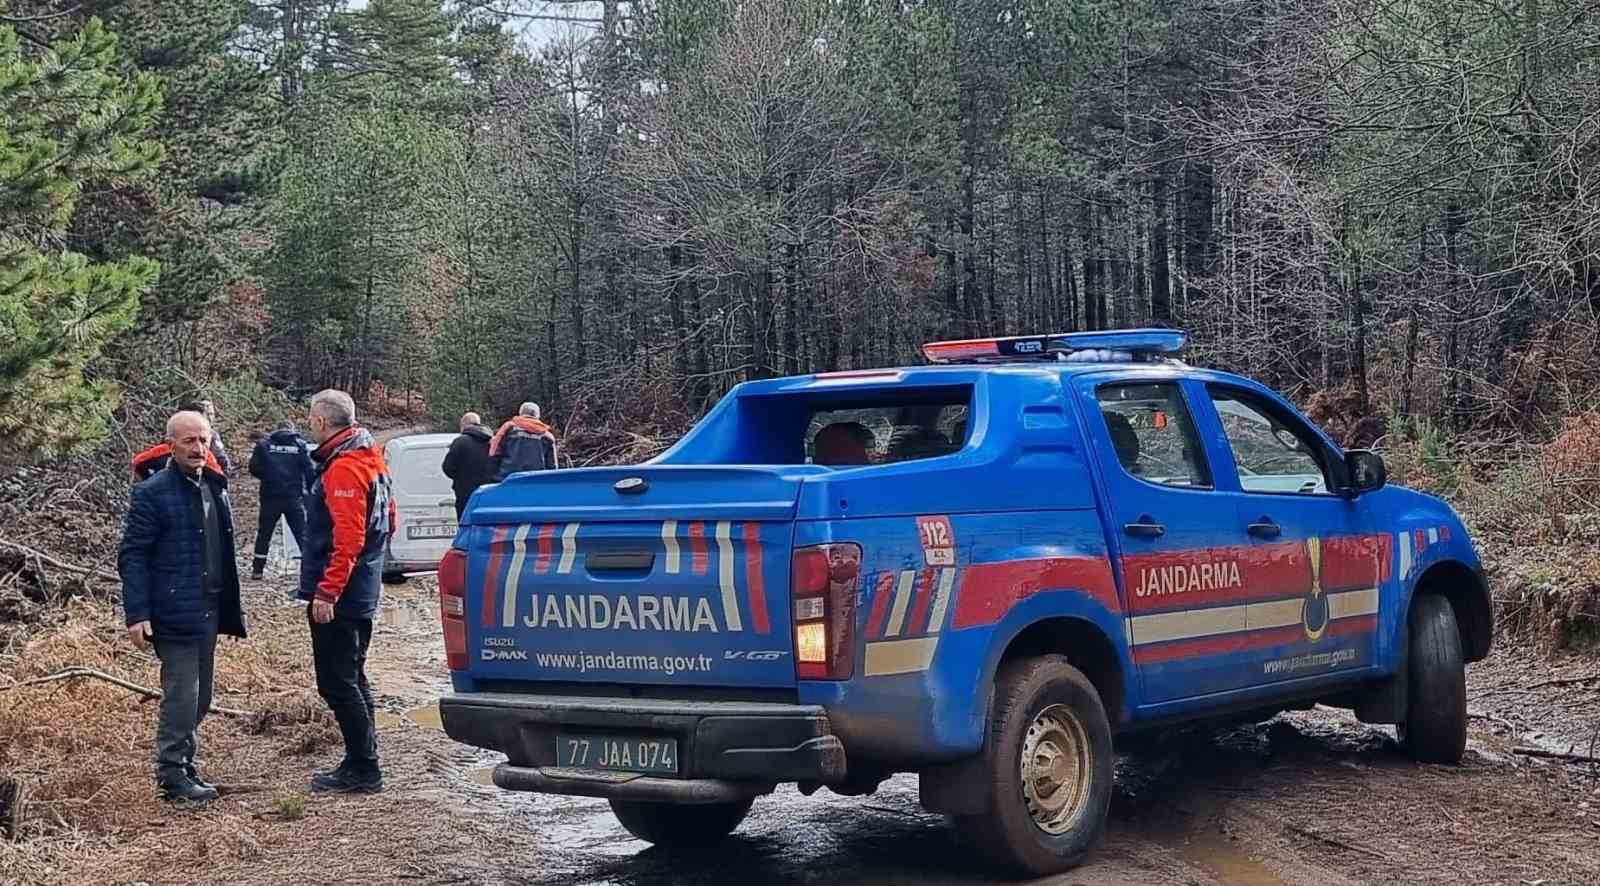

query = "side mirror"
[[1344, 449, 1387, 495]]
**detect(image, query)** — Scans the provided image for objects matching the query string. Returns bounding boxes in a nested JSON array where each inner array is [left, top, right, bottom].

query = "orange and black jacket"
[[132, 442, 224, 483], [488, 416, 558, 480], [296, 426, 396, 618]]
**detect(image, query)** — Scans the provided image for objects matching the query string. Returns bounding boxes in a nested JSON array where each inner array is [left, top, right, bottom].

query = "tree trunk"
[[1402, 220, 1424, 421], [1444, 203, 1463, 429], [1038, 189, 1055, 331], [1150, 167, 1171, 323]]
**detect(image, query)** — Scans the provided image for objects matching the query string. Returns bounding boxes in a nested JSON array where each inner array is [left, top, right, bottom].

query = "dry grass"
[[0, 600, 337, 841], [0, 581, 507, 886]]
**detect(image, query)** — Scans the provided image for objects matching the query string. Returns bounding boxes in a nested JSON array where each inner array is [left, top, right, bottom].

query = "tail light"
[[439, 547, 468, 670], [792, 543, 860, 680]]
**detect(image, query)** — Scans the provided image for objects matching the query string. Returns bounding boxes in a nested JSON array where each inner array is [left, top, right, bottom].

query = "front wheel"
[[1398, 594, 1467, 763], [955, 655, 1115, 877], [609, 798, 753, 848]]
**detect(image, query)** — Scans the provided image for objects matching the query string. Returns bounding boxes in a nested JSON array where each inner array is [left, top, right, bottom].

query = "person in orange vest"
[[488, 402, 559, 480]]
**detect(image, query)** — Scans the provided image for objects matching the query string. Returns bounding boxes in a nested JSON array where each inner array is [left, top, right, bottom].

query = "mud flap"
[[917, 753, 991, 815], [1354, 624, 1408, 725]]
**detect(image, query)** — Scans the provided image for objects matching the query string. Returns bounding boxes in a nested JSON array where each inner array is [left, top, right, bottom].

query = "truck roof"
[[731, 359, 1256, 397], [729, 329, 1257, 396]]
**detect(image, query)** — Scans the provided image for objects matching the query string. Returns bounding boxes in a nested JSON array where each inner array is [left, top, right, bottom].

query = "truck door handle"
[[586, 551, 655, 571], [1124, 518, 1165, 539], [1247, 520, 1282, 539]]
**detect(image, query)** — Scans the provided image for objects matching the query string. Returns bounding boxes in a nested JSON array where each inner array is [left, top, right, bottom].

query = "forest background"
[[5, 0, 1600, 641]]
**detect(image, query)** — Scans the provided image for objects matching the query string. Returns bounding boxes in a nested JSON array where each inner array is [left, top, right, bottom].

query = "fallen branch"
[[1467, 709, 1518, 732], [0, 540, 120, 584], [0, 667, 253, 717], [1285, 822, 1392, 861], [1511, 746, 1600, 765], [1524, 674, 1600, 691]]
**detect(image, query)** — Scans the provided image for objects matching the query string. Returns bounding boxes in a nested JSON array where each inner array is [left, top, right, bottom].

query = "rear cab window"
[[806, 397, 969, 467]]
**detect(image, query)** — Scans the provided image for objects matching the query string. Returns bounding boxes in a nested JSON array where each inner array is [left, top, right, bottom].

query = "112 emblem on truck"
[[435, 329, 1492, 877]]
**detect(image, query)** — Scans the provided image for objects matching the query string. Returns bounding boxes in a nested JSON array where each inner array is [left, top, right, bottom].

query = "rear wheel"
[[609, 798, 753, 847], [1398, 594, 1467, 763], [956, 655, 1114, 877]]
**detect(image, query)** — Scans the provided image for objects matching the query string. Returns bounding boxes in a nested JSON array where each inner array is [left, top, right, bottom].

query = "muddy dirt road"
[[9, 574, 1600, 886]]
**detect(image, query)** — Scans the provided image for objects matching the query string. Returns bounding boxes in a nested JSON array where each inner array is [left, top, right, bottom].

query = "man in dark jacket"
[[300, 389, 395, 794], [117, 410, 247, 804], [440, 411, 494, 518], [248, 419, 315, 579], [488, 402, 558, 481]]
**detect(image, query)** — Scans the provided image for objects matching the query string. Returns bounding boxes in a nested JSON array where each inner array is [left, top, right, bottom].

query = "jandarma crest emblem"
[[1302, 536, 1329, 642]]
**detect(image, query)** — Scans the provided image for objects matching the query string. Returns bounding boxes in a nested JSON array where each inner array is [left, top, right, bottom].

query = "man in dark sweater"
[[117, 411, 247, 803], [248, 419, 316, 579], [440, 411, 494, 518]]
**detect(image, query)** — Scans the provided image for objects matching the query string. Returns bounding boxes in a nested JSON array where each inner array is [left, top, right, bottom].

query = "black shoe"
[[160, 777, 219, 804], [312, 760, 351, 780], [184, 765, 215, 791], [310, 768, 383, 794]]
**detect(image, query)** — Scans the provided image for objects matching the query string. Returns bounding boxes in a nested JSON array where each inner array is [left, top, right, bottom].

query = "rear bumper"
[[382, 559, 440, 575], [440, 691, 847, 802]]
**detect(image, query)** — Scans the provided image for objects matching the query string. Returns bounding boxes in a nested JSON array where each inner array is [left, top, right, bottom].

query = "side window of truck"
[[1207, 387, 1334, 495], [1095, 383, 1211, 488]]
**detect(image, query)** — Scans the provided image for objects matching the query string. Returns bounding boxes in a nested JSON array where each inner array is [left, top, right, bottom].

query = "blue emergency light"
[[921, 329, 1187, 364]]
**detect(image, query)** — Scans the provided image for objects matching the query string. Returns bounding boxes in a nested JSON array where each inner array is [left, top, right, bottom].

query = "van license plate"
[[556, 734, 679, 775], [408, 523, 457, 540]]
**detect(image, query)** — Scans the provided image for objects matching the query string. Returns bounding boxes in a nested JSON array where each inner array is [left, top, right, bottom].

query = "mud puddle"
[[1178, 829, 1287, 886], [375, 701, 443, 729]]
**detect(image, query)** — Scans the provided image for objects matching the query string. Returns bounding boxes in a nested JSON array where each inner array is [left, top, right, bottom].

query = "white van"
[[382, 433, 460, 580]]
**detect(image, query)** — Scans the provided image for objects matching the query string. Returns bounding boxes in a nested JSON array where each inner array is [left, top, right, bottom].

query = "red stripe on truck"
[[688, 521, 709, 575], [952, 557, 1120, 629], [534, 523, 555, 574], [480, 525, 512, 628], [742, 522, 770, 634], [906, 568, 936, 636], [865, 571, 896, 638]]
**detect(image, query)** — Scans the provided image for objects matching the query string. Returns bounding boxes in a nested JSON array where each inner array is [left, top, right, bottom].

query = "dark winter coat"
[[488, 416, 558, 481], [440, 424, 494, 515], [117, 463, 247, 642], [298, 426, 396, 620], [249, 428, 316, 500]]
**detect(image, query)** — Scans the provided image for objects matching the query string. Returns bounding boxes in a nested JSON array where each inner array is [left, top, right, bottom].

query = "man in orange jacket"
[[488, 402, 559, 480], [298, 389, 395, 794]]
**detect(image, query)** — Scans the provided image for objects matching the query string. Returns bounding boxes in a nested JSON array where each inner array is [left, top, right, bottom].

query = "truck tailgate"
[[461, 467, 805, 688]]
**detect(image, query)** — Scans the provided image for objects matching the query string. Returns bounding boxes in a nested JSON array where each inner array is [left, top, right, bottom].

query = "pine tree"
[[0, 19, 164, 459]]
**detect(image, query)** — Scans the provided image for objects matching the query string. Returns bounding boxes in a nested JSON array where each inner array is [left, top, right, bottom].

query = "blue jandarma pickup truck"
[[436, 329, 1491, 876]]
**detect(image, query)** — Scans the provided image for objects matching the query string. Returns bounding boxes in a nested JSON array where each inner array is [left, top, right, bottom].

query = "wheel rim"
[[1020, 703, 1093, 835]]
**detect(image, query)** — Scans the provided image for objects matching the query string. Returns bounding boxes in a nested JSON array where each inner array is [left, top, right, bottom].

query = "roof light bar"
[[921, 329, 1187, 364]]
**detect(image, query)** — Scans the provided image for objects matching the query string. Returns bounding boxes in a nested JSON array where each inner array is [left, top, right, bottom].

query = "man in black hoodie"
[[441, 412, 494, 519], [248, 419, 315, 579]]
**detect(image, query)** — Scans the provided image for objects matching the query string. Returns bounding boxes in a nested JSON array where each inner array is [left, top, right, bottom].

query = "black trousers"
[[308, 609, 379, 774], [253, 495, 307, 573], [153, 612, 220, 784]]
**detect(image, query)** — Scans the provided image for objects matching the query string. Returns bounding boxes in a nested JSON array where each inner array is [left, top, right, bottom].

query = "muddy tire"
[[1398, 594, 1467, 763], [955, 655, 1114, 877], [609, 798, 753, 847]]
